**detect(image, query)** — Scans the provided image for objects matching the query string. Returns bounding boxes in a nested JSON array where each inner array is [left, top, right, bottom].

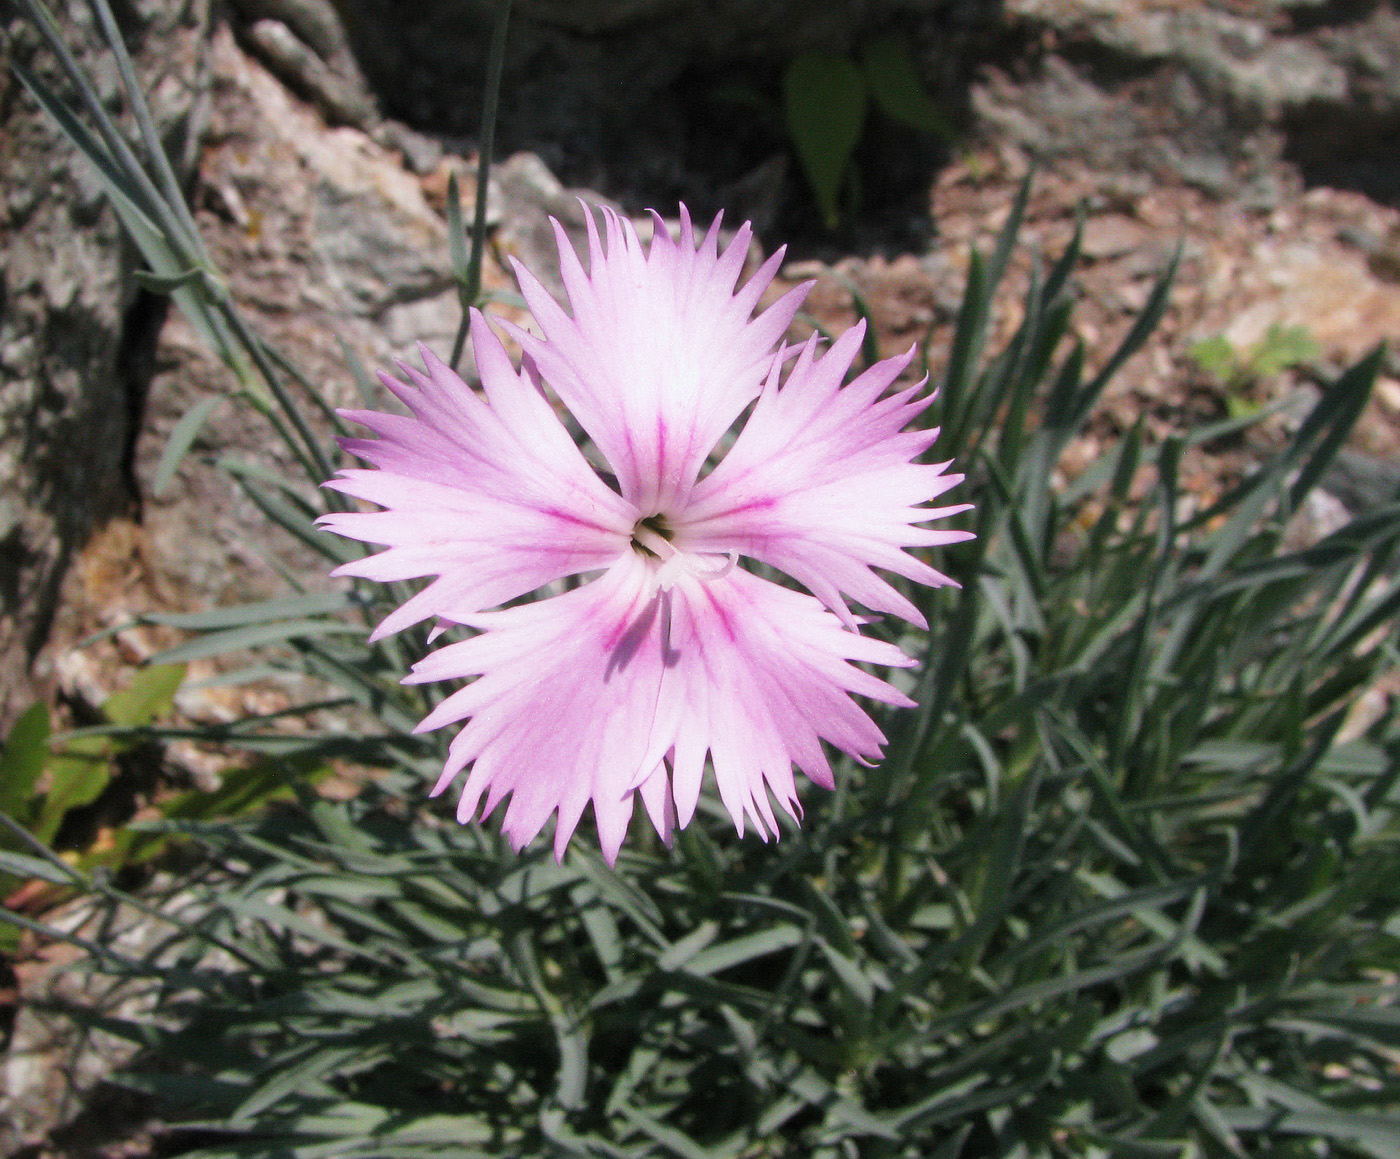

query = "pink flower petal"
[[678, 323, 973, 630], [318, 315, 636, 639], [318, 201, 974, 860], [509, 206, 810, 514], [655, 567, 915, 837], [409, 551, 915, 860], [407, 553, 677, 865]]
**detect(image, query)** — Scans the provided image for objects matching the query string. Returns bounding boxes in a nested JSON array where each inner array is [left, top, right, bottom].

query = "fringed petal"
[[678, 323, 973, 630]]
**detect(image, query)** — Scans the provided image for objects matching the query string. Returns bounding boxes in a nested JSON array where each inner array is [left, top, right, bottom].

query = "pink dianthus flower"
[[320, 206, 972, 863]]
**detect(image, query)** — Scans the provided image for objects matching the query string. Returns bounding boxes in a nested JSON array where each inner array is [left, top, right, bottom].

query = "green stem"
[[451, 0, 513, 370], [218, 304, 335, 485]]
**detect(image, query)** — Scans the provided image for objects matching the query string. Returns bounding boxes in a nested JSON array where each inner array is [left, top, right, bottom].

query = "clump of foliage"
[[1189, 324, 1322, 419], [783, 34, 954, 229], [0, 666, 183, 948], [4, 3, 1399, 1157]]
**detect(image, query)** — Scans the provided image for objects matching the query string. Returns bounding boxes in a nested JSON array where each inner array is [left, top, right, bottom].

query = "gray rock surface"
[[6, 0, 1400, 734], [0, 0, 213, 726], [997, 0, 1400, 203], [129, 23, 459, 619]]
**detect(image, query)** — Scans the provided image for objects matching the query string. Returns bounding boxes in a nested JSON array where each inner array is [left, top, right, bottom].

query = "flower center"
[[630, 513, 675, 561], [631, 512, 736, 594]]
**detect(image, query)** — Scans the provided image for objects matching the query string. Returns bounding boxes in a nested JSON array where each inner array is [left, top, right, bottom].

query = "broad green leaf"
[[1249, 323, 1320, 377], [860, 34, 954, 138], [783, 53, 867, 229], [33, 740, 111, 844], [0, 702, 51, 821], [102, 663, 185, 729], [1187, 334, 1237, 382]]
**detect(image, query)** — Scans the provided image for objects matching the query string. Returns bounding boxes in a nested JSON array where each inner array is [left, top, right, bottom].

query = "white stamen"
[[681, 550, 737, 580], [643, 547, 739, 599], [632, 525, 677, 560], [635, 519, 737, 597]]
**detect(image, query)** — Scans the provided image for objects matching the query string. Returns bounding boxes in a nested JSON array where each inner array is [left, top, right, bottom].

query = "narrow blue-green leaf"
[[0, 849, 80, 884], [148, 618, 361, 665], [657, 921, 720, 971], [684, 925, 804, 976], [446, 170, 470, 282], [90, 0, 210, 258], [133, 265, 206, 293], [9, 56, 245, 378], [231, 1049, 387, 1123], [786, 1070, 900, 1140], [337, 336, 380, 410], [216, 894, 389, 963], [829, 270, 881, 369], [152, 395, 220, 497], [142, 592, 353, 631], [1213, 1106, 1400, 1151], [617, 1104, 726, 1159]]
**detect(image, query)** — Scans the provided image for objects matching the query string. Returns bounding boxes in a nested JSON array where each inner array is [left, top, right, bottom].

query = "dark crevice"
[[1284, 110, 1400, 205], [1284, 0, 1384, 32], [327, 0, 1001, 254], [4, 1083, 164, 1159], [1045, 38, 1175, 88], [0, 526, 30, 630], [114, 287, 170, 515]]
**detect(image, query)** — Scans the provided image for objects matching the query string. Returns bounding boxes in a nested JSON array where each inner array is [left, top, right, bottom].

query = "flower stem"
[[451, 0, 513, 371]]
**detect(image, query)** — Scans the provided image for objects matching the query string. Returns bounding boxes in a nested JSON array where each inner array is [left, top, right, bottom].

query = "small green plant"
[[14, 186, 1396, 1159], [0, 665, 182, 948], [0, 666, 183, 849], [784, 34, 953, 229], [1189, 323, 1322, 418]]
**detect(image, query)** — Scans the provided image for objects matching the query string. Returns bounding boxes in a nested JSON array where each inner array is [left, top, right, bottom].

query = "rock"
[[122, 22, 463, 621], [1010, 2, 1348, 116], [328, 0, 999, 211], [1217, 238, 1400, 363], [383, 289, 466, 354], [229, 0, 378, 127], [242, 15, 379, 128], [377, 119, 446, 175], [306, 134, 454, 314], [997, 0, 1400, 205], [1283, 487, 1353, 553], [1080, 214, 1149, 260], [0, 887, 206, 1155], [1283, 5, 1400, 202], [0, 0, 214, 728], [494, 151, 620, 299]]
